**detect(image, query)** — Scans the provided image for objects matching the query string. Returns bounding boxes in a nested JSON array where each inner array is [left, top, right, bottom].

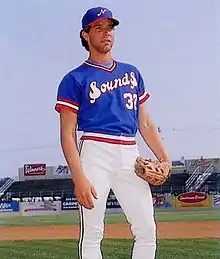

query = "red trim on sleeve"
[[57, 98, 79, 107], [139, 92, 150, 104], [55, 104, 78, 114]]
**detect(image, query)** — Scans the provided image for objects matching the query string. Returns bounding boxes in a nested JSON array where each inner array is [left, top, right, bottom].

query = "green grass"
[[0, 239, 219, 259], [0, 213, 126, 227], [155, 209, 220, 222], [0, 210, 219, 227]]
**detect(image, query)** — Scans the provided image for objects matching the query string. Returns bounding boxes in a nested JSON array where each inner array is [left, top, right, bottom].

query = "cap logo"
[[97, 9, 106, 16]]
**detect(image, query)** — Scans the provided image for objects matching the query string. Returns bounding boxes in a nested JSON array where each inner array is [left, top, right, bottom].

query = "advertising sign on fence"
[[172, 160, 185, 168], [106, 198, 121, 209], [23, 164, 46, 176], [175, 192, 211, 208], [153, 194, 173, 209], [0, 201, 19, 212], [21, 201, 60, 216], [53, 165, 71, 177], [213, 195, 220, 208], [106, 192, 121, 209], [61, 197, 78, 210]]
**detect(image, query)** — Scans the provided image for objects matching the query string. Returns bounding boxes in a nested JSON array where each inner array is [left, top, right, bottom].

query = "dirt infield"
[[0, 221, 219, 241]]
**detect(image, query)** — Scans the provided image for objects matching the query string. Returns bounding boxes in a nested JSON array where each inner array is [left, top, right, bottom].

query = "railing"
[[193, 164, 214, 191], [185, 166, 200, 191], [0, 178, 15, 197]]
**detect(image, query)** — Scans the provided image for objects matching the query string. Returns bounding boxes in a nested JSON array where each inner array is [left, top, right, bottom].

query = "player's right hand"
[[74, 176, 98, 210]]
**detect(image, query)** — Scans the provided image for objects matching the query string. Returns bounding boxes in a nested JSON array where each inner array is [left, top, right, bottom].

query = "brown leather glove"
[[134, 157, 171, 185]]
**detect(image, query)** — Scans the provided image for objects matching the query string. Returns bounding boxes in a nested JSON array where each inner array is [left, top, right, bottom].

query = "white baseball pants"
[[78, 133, 156, 259]]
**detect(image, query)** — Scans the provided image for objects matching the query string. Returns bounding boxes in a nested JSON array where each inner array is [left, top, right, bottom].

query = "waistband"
[[80, 132, 136, 145]]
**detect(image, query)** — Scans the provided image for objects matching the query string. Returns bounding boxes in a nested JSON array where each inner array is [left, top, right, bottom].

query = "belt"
[[80, 132, 136, 145]]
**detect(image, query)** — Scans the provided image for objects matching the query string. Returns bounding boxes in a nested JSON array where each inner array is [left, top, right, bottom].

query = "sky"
[[0, 0, 219, 177]]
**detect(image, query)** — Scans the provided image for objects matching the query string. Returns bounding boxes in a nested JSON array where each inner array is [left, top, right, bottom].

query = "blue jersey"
[[55, 60, 150, 141]]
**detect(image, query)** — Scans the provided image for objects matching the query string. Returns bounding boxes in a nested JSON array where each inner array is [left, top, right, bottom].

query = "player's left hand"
[[134, 157, 172, 185]]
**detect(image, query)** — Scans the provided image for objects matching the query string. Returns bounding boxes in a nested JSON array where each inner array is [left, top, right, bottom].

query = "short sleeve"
[[55, 73, 81, 114], [138, 72, 150, 105]]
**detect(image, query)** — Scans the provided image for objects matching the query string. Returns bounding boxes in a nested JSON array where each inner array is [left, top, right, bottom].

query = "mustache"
[[101, 38, 112, 43]]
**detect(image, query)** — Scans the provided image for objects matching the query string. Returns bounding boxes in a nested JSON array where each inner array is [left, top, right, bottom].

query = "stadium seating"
[[2, 171, 219, 200], [3, 179, 74, 199], [202, 173, 220, 193], [3, 173, 190, 199], [150, 172, 189, 195]]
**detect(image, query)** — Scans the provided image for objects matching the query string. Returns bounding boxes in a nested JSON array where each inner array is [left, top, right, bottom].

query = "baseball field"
[[0, 209, 219, 259]]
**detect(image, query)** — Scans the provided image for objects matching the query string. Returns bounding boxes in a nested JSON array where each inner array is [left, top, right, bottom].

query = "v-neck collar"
[[84, 60, 117, 73]]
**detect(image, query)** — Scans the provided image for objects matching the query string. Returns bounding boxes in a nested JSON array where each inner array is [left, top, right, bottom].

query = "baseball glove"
[[134, 157, 171, 186]]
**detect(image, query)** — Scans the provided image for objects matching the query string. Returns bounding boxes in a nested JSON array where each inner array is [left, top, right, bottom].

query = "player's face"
[[87, 19, 115, 54]]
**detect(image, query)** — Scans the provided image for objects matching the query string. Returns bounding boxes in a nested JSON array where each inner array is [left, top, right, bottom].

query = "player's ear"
[[81, 30, 89, 42], [80, 30, 90, 51]]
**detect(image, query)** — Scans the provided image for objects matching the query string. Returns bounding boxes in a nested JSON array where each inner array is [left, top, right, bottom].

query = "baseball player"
[[55, 6, 171, 259]]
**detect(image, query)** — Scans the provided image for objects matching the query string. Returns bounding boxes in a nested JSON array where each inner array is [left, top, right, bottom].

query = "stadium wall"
[[0, 193, 219, 217], [0, 201, 20, 216]]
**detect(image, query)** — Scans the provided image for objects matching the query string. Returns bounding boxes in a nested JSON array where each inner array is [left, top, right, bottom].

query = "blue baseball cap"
[[82, 6, 119, 30]]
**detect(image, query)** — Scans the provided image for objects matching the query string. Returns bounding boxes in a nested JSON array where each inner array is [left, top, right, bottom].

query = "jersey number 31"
[[123, 93, 138, 110]]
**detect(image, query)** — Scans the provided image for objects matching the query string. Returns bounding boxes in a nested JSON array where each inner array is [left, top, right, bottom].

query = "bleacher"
[[3, 179, 74, 199], [2, 171, 220, 201], [3, 172, 190, 199], [202, 173, 220, 193], [150, 173, 189, 195]]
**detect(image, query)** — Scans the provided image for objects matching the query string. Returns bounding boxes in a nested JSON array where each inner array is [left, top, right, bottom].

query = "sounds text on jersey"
[[89, 71, 138, 104]]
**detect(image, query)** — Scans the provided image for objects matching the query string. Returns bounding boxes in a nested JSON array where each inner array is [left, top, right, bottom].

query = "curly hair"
[[80, 27, 91, 52]]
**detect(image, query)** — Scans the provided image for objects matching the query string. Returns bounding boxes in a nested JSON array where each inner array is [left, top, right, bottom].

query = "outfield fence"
[[0, 193, 220, 217]]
